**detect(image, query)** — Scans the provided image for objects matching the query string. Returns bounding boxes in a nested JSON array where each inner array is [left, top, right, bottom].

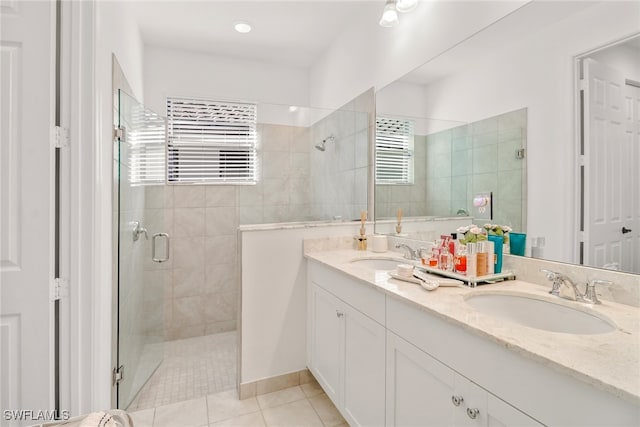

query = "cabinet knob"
[[336, 310, 344, 318], [466, 408, 480, 419], [451, 395, 464, 406]]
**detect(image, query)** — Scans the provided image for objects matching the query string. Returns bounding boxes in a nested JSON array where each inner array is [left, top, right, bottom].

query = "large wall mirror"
[[373, 1, 640, 274]]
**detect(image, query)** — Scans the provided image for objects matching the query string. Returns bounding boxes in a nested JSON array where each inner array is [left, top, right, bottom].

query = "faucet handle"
[[540, 269, 563, 296], [585, 279, 611, 305]]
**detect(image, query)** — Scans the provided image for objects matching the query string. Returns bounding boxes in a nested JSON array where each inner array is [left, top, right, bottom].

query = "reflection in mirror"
[[375, 109, 527, 234], [373, 1, 639, 274]]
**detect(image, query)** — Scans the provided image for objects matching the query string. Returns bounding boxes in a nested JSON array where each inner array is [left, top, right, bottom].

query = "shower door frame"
[[111, 55, 131, 408]]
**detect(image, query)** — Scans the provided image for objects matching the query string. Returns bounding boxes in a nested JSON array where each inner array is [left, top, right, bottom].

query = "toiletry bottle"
[[439, 246, 454, 272], [487, 240, 495, 275], [454, 245, 467, 275], [449, 233, 457, 258], [466, 243, 477, 278], [476, 242, 488, 276], [429, 247, 439, 268]]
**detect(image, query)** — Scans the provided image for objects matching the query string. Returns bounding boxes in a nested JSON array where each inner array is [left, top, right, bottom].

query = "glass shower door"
[[116, 89, 169, 409]]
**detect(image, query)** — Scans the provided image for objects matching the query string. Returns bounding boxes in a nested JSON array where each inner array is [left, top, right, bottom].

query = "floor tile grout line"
[[306, 395, 328, 427]]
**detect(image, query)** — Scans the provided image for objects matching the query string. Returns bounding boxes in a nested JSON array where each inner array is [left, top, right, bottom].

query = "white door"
[[386, 332, 455, 426], [1, 1, 56, 425], [308, 284, 344, 405], [486, 394, 543, 427], [621, 84, 639, 273], [342, 304, 385, 427], [583, 58, 634, 271]]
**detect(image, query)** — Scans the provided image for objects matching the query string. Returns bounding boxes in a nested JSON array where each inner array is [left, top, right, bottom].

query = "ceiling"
[[129, 0, 382, 68]]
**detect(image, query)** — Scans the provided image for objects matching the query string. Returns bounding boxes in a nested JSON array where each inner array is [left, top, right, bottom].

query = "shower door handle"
[[152, 233, 170, 263]]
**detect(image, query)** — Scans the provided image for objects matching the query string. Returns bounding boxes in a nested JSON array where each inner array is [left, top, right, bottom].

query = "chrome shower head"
[[315, 135, 335, 152]]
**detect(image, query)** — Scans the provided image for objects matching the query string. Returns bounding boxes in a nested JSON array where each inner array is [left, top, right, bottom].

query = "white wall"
[[240, 218, 470, 384], [309, 1, 528, 110], [416, 1, 640, 264], [589, 42, 640, 83], [143, 46, 309, 117]]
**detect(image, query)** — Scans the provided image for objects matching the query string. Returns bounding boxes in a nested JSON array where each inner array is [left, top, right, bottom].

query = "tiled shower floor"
[[128, 331, 237, 411]]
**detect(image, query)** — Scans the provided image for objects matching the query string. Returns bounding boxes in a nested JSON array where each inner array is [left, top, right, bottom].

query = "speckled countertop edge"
[[304, 247, 640, 406]]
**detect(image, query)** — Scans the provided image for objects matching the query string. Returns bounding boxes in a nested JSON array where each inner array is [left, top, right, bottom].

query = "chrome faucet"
[[540, 269, 607, 304], [395, 243, 417, 260]]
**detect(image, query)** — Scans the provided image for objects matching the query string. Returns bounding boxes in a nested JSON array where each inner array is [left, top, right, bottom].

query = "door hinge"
[[53, 126, 69, 149], [113, 126, 125, 141], [51, 277, 68, 301], [579, 78, 587, 91], [113, 365, 124, 386], [515, 148, 525, 159]]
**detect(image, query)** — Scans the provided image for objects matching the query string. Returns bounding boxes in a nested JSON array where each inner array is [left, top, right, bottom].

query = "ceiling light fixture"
[[396, 0, 418, 13], [379, 0, 399, 28], [234, 21, 252, 33]]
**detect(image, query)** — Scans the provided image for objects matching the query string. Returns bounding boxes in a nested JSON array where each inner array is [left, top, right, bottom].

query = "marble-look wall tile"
[[206, 186, 237, 207], [174, 208, 205, 237], [174, 185, 205, 207], [206, 207, 238, 236]]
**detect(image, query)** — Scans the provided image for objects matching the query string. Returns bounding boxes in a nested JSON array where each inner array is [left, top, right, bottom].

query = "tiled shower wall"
[[375, 108, 526, 232], [144, 123, 313, 341], [443, 108, 527, 232], [309, 94, 370, 221], [143, 89, 373, 341]]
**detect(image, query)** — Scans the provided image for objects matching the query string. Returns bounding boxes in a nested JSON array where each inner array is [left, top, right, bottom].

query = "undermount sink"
[[349, 257, 407, 270], [464, 291, 616, 335]]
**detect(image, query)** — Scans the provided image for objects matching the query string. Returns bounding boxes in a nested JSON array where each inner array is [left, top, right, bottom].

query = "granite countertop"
[[304, 247, 640, 406]]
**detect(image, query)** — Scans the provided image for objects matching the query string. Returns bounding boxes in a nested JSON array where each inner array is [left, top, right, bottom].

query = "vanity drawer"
[[308, 260, 385, 325]]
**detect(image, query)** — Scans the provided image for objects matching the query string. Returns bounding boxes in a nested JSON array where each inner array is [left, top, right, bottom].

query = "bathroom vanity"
[[305, 248, 640, 426]]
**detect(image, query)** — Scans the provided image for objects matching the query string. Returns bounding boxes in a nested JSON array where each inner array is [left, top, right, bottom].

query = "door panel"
[[583, 58, 632, 271], [343, 305, 385, 427], [308, 283, 343, 405], [622, 84, 640, 273], [115, 90, 167, 408], [386, 332, 455, 427], [0, 0, 55, 424]]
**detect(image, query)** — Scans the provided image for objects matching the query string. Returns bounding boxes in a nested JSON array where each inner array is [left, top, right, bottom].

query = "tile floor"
[[129, 383, 347, 427], [128, 332, 237, 411]]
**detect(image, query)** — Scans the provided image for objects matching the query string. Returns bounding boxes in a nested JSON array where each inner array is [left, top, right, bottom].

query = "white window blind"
[[375, 117, 414, 184], [167, 97, 257, 184], [126, 106, 166, 186]]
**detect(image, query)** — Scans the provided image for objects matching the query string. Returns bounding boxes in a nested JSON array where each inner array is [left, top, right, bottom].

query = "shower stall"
[[111, 85, 373, 410]]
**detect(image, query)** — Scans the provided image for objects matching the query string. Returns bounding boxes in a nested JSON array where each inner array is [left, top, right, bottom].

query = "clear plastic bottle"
[[454, 245, 467, 275], [438, 246, 454, 272]]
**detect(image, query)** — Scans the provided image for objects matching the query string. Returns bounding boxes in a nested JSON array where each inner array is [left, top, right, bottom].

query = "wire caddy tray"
[[415, 265, 516, 288]]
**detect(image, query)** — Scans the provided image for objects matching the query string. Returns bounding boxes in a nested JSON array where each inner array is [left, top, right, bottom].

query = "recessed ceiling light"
[[234, 21, 252, 34]]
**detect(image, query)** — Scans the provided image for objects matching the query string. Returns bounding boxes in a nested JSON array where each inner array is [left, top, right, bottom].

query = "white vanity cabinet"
[[307, 258, 639, 427], [386, 296, 639, 427], [386, 331, 541, 427], [307, 261, 386, 427]]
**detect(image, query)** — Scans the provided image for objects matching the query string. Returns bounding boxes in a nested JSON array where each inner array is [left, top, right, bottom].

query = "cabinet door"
[[343, 304, 386, 427], [487, 394, 543, 427], [386, 332, 456, 427], [309, 283, 344, 405], [454, 376, 487, 427]]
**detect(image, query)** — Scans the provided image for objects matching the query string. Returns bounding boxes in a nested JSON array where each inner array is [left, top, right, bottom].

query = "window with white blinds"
[[375, 116, 414, 184], [166, 97, 257, 184], [123, 97, 167, 186]]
